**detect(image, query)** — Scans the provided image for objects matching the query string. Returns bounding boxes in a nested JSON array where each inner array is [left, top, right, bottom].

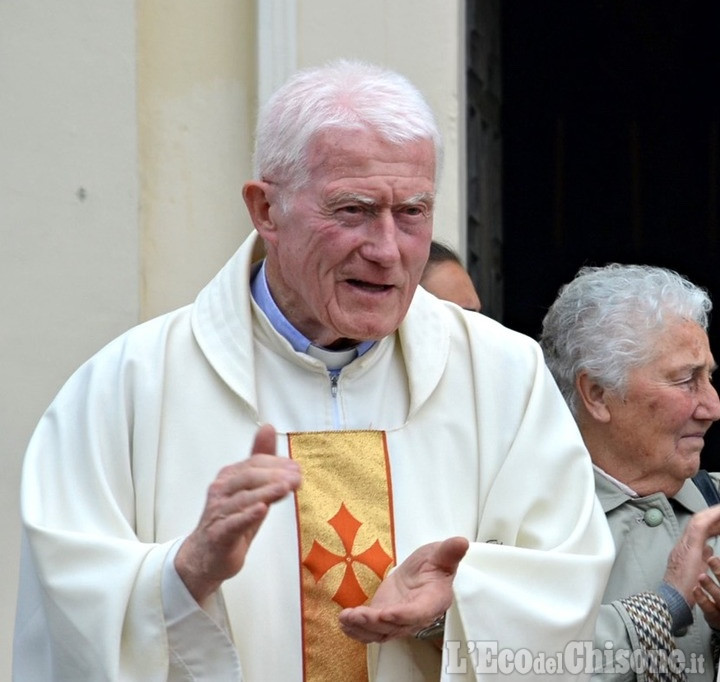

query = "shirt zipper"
[[329, 371, 341, 428]]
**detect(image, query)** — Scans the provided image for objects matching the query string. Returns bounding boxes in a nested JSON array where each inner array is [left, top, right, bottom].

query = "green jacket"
[[593, 469, 720, 681]]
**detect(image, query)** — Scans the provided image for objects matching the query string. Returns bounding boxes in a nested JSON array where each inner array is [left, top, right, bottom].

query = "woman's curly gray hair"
[[539, 263, 712, 416]]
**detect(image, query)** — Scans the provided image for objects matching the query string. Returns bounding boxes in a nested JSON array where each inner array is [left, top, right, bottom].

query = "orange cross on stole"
[[289, 431, 396, 682]]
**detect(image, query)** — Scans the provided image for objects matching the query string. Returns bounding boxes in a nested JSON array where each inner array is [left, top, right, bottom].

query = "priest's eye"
[[334, 204, 375, 226], [339, 205, 365, 215], [396, 204, 431, 221]]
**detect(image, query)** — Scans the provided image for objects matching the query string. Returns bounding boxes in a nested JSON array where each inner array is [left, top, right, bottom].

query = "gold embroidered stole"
[[288, 431, 396, 682]]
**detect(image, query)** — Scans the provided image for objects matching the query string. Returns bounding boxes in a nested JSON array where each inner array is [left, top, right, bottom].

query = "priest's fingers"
[[431, 536, 470, 573], [394, 536, 469, 585], [340, 591, 450, 644], [250, 423, 277, 457], [210, 455, 301, 505], [369, 585, 450, 642], [206, 423, 297, 507], [199, 459, 301, 543], [175, 448, 300, 604], [368, 537, 467, 616], [339, 607, 409, 643], [176, 496, 270, 604]]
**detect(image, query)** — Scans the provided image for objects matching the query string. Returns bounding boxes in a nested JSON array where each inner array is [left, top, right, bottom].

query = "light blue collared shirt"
[[250, 260, 375, 370]]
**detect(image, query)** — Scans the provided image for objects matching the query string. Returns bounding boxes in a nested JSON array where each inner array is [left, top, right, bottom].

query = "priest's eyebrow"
[[328, 190, 435, 211]]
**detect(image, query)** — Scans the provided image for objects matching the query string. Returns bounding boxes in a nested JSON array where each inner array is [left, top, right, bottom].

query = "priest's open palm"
[[338, 536, 469, 643]]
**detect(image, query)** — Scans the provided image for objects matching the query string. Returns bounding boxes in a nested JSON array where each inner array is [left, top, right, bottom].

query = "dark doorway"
[[499, 1, 720, 468]]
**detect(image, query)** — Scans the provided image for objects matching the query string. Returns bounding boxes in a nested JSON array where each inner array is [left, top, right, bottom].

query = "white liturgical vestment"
[[14, 232, 613, 681]]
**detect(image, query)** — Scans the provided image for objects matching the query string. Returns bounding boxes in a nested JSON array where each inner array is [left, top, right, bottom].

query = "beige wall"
[[295, 0, 467, 250], [137, 1, 258, 320], [0, 1, 465, 677], [0, 3, 140, 679]]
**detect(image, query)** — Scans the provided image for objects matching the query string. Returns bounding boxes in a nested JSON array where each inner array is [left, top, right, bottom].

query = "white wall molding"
[[258, 0, 297, 109]]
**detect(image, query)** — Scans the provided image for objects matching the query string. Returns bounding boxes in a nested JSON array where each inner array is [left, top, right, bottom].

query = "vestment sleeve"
[[13, 331, 242, 681], [442, 340, 615, 681], [162, 542, 241, 678]]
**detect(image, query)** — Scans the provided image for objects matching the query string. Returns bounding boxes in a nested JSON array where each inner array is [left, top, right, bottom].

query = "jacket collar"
[[594, 467, 709, 514]]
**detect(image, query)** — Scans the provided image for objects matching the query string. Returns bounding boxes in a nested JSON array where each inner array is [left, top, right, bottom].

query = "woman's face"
[[603, 319, 720, 494]]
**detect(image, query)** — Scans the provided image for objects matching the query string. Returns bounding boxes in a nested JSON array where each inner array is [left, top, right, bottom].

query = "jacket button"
[[644, 508, 664, 527]]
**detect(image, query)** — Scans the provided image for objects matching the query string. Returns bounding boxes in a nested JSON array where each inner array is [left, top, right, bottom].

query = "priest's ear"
[[575, 372, 612, 423], [243, 181, 281, 245]]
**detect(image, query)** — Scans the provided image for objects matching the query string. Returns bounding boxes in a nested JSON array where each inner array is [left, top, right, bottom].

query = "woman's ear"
[[576, 372, 612, 423], [243, 181, 278, 243]]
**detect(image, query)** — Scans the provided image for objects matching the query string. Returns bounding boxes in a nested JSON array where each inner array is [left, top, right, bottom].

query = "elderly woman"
[[540, 263, 720, 682]]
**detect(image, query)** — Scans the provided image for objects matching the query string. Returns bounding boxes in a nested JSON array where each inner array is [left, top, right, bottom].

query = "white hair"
[[252, 59, 443, 196], [540, 263, 712, 416]]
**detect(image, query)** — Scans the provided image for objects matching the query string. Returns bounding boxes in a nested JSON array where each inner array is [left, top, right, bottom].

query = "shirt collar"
[[593, 464, 639, 498], [592, 464, 709, 514], [250, 260, 375, 366]]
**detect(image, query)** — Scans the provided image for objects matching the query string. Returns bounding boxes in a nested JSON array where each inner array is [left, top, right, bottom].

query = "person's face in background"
[[421, 260, 482, 312]]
